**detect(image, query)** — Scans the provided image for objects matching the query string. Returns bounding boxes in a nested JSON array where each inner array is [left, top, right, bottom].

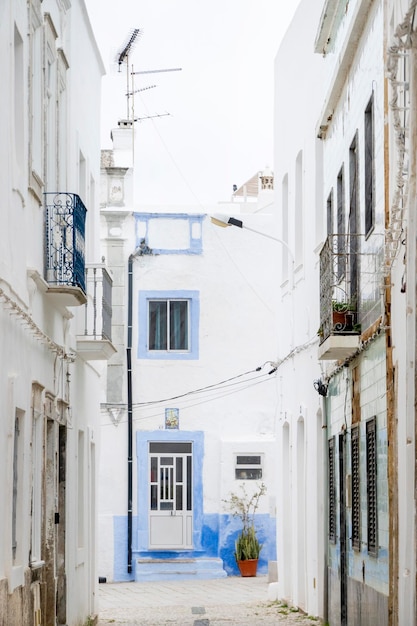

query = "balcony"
[[319, 233, 384, 360], [76, 264, 117, 360], [44, 192, 87, 306]]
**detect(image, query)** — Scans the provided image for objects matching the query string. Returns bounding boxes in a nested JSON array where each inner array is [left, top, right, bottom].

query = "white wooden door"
[[148, 442, 193, 549]]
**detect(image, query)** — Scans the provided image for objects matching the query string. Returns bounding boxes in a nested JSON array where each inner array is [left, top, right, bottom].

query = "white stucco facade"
[[98, 126, 280, 582], [0, 1, 108, 624], [272, 0, 327, 616], [274, 0, 417, 624]]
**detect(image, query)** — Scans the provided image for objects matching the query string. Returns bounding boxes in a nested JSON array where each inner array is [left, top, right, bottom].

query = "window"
[[366, 417, 378, 555], [78, 430, 85, 548], [149, 299, 188, 351], [12, 409, 24, 563], [30, 7, 43, 189], [326, 189, 333, 236], [14, 25, 24, 179], [351, 424, 360, 550], [364, 96, 375, 237], [139, 290, 199, 360], [12, 415, 20, 562], [31, 384, 44, 565], [281, 174, 289, 282], [328, 437, 336, 543], [349, 134, 359, 303], [337, 166, 346, 280], [235, 455, 262, 480], [295, 151, 304, 266]]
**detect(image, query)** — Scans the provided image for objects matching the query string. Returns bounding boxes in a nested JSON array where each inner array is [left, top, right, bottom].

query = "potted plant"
[[332, 299, 356, 331], [223, 482, 266, 577]]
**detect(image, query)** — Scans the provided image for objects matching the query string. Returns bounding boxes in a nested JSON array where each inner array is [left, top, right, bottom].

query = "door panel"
[[149, 442, 192, 549], [150, 515, 183, 545]]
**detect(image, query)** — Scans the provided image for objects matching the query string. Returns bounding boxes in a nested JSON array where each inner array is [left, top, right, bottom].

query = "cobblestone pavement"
[[96, 576, 321, 625]]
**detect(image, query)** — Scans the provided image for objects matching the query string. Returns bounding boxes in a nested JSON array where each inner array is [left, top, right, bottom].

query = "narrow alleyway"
[[96, 576, 321, 625]]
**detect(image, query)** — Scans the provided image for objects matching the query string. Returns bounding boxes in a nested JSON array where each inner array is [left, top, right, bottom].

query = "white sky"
[[85, 0, 301, 206]]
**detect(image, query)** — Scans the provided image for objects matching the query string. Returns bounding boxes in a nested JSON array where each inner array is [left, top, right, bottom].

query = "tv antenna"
[[117, 29, 142, 121], [116, 30, 182, 160]]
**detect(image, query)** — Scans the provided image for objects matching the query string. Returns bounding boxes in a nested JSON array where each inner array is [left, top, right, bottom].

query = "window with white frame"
[[149, 299, 189, 351], [235, 455, 263, 480]]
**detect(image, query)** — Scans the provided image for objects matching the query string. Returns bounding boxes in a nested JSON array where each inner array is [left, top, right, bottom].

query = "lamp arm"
[[239, 224, 295, 264]]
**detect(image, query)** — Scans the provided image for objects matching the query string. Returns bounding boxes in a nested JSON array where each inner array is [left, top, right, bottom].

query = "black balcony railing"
[[44, 192, 86, 292], [319, 233, 384, 344], [82, 264, 113, 341]]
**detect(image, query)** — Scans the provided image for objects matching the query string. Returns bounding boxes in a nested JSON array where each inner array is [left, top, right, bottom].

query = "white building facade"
[[0, 1, 110, 624], [274, 0, 417, 624], [272, 0, 328, 618], [98, 124, 279, 582]]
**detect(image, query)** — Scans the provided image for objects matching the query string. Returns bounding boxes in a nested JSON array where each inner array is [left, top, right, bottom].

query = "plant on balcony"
[[332, 299, 356, 313], [332, 299, 356, 332], [223, 482, 266, 577]]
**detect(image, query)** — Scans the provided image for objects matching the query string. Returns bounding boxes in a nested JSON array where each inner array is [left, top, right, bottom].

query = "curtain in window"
[[170, 301, 188, 350], [149, 301, 167, 350]]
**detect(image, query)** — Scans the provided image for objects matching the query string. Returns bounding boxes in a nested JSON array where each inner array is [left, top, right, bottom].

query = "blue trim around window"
[[134, 213, 204, 254], [138, 290, 200, 360]]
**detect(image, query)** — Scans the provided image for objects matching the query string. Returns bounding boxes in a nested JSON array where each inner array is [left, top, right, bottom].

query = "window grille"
[[366, 417, 378, 555], [328, 437, 336, 543], [351, 424, 360, 550]]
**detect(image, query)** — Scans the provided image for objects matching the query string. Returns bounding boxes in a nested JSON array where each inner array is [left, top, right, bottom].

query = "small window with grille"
[[351, 424, 360, 550], [235, 455, 262, 480], [328, 437, 336, 543], [366, 417, 378, 556]]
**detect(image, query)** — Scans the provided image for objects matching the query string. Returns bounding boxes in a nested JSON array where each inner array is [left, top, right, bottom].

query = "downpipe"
[[126, 253, 134, 574]]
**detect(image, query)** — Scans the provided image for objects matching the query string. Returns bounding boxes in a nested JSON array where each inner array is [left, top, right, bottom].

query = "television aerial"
[[116, 29, 182, 124]]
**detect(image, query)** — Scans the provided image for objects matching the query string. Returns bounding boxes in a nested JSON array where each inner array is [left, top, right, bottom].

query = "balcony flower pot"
[[332, 300, 356, 332], [223, 482, 266, 578]]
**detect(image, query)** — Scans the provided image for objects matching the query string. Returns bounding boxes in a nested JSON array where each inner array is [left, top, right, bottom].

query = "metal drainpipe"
[[322, 393, 329, 624], [126, 252, 134, 574]]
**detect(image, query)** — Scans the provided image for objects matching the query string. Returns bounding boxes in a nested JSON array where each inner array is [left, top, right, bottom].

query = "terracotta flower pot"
[[237, 559, 258, 577]]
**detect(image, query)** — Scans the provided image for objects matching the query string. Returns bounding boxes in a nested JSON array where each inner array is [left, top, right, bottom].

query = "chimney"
[[110, 119, 135, 168]]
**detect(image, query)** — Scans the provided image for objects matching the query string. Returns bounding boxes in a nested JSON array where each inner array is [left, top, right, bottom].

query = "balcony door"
[[148, 442, 193, 549]]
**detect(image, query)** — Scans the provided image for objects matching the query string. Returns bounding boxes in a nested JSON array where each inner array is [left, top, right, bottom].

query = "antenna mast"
[[117, 28, 141, 121]]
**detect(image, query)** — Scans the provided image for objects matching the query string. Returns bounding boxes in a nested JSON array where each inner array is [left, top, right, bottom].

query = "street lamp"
[[210, 214, 295, 290]]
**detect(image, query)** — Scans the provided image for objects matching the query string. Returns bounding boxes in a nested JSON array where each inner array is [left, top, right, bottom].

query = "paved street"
[[97, 576, 321, 625]]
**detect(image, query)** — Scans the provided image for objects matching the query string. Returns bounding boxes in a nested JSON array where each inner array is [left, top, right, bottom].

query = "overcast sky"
[[85, 0, 301, 207]]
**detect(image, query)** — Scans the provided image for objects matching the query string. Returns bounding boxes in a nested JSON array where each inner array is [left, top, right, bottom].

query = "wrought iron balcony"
[[76, 264, 117, 360], [44, 192, 87, 306], [319, 233, 384, 360]]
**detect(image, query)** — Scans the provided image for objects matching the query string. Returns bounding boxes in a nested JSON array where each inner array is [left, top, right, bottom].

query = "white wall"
[[0, 1, 105, 624], [98, 159, 280, 579], [273, 0, 329, 616]]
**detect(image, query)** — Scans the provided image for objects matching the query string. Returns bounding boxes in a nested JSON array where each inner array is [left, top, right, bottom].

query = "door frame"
[[136, 430, 204, 553], [148, 442, 193, 549]]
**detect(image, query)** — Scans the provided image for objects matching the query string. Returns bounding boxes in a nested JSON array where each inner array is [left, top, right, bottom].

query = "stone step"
[[135, 557, 227, 582]]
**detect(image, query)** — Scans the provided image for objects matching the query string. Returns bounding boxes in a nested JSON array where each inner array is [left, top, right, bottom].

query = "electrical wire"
[[138, 93, 206, 209], [134, 372, 274, 411], [210, 226, 277, 316], [101, 375, 275, 427], [130, 363, 275, 407]]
